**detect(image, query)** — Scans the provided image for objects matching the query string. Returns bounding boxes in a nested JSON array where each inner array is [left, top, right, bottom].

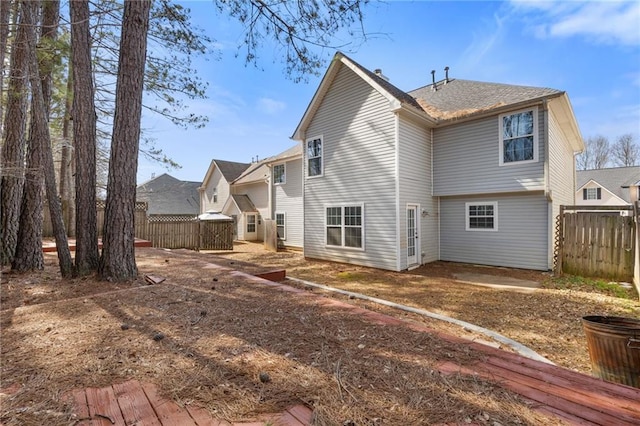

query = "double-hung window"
[[583, 187, 601, 200], [307, 137, 322, 177], [273, 164, 285, 184], [326, 205, 363, 248], [212, 187, 217, 203], [275, 212, 286, 240], [499, 107, 538, 165], [466, 202, 498, 231]]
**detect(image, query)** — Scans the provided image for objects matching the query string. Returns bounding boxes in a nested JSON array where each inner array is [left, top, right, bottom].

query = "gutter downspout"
[[542, 99, 554, 270]]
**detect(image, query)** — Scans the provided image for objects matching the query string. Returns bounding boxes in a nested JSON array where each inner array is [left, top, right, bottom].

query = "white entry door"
[[407, 205, 419, 266], [245, 214, 257, 240]]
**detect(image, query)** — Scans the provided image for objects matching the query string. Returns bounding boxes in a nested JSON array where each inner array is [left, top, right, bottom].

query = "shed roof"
[[229, 194, 258, 213]]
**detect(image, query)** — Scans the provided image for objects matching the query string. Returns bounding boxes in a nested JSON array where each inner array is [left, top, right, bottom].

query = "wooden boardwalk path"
[[69, 379, 312, 426]]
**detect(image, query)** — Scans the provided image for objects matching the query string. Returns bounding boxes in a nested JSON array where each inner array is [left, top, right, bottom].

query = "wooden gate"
[[556, 205, 636, 282], [199, 220, 234, 250]]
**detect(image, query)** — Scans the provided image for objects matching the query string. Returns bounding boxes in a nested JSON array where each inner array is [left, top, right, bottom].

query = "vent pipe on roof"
[[431, 70, 436, 91], [374, 68, 389, 82], [444, 66, 449, 83]]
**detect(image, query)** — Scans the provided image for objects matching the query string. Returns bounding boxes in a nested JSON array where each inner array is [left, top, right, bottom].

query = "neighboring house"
[[576, 166, 640, 207], [225, 162, 270, 241], [264, 144, 304, 248], [291, 52, 584, 271], [136, 173, 201, 215], [199, 159, 251, 215], [199, 144, 303, 247]]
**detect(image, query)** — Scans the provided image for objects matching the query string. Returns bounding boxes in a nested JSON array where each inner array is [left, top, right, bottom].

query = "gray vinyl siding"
[[274, 158, 303, 247], [440, 193, 549, 270], [547, 104, 578, 268], [433, 108, 545, 196], [397, 114, 438, 269], [303, 64, 398, 270], [201, 169, 229, 213]]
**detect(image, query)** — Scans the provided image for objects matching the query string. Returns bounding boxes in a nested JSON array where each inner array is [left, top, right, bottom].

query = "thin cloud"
[[512, 1, 640, 46], [256, 97, 286, 114]]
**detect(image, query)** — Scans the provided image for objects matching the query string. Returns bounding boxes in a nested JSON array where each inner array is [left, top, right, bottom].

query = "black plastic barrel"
[[582, 315, 640, 388]]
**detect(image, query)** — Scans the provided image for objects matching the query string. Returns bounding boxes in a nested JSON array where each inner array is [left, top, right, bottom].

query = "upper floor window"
[[273, 164, 285, 184], [307, 137, 322, 177], [499, 107, 538, 166], [466, 202, 498, 231], [583, 187, 601, 200], [213, 187, 218, 203]]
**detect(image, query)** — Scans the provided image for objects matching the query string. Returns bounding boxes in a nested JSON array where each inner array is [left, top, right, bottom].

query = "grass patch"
[[545, 274, 638, 300], [336, 271, 369, 281]]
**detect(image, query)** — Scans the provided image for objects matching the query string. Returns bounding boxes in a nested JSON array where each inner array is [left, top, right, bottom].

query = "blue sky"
[[137, 0, 640, 184]]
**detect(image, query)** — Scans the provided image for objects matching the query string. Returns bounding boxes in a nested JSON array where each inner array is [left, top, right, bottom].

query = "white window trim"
[[498, 106, 539, 166], [324, 203, 365, 250], [585, 187, 600, 200], [275, 211, 286, 240], [273, 163, 286, 185], [306, 135, 323, 178], [465, 201, 498, 232]]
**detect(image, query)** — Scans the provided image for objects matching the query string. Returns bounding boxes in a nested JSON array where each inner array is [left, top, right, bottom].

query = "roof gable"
[[576, 166, 640, 203], [293, 52, 579, 142], [201, 159, 251, 190], [292, 52, 432, 141]]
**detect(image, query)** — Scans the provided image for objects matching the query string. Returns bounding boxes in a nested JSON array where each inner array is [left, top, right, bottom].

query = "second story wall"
[[303, 64, 399, 270], [201, 168, 230, 213], [433, 107, 546, 196], [273, 157, 303, 248]]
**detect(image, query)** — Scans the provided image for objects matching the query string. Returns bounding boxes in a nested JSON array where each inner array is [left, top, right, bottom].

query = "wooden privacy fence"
[[144, 215, 234, 251], [556, 205, 637, 283], [44, 205, 234, 251], [43, 201, 148, 237]]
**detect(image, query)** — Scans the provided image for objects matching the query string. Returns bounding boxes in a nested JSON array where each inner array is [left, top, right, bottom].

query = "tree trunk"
[[1, 0, 28, 266], [71, 0, 98, 274], [59, 66, 75, 237], [0, 0, 13, 137], [40, 0, 73, 277], [99, 0, 151, 281], [12, 0, 43, 272]]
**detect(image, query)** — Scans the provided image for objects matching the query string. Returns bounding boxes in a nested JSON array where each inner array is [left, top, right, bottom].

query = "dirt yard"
[[1, 243, 638, 425]]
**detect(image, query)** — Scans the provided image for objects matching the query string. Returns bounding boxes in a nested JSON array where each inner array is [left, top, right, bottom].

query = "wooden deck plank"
[[85, 386, 126, 426], [141, 381, 198, 425], [184, 404, 229, 426], [478, 362, 640, 425], [477, 345, 640, 401], [285, 404, 313, 424], [485, 356, 640, 417], [113, 380, 162, 426], [70, 388, 95, 426]]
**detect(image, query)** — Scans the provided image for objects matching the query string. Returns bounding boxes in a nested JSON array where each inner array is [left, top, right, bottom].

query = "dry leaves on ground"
[[1, 243, 638, 426]]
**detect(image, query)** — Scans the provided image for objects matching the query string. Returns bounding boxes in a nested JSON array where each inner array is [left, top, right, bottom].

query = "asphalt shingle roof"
[[408, 79, 563, 120], [230, 194, 257, 213], [576, 166, 640, 203], [136, 173, 201, 215], [340, 52, 564, 122], [215, 159, 251, 182]]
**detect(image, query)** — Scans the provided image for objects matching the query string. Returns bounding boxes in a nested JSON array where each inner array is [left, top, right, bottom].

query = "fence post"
[[556, 205, 565, 276], [634, 201, 640, 300]]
